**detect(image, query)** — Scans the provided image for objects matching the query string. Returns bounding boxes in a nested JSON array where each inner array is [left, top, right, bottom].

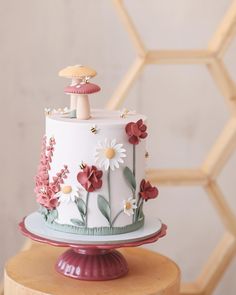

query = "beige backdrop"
[[1, 0, 236, 294]]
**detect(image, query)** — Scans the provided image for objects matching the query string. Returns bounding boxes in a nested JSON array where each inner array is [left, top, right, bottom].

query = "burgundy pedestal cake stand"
[[19, 218, 167, 281]]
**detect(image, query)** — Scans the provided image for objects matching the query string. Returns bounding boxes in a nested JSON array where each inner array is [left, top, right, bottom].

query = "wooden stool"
[[4, 243, 180, 295]]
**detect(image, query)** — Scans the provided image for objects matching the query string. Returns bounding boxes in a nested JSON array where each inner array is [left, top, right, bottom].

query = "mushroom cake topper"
[[64, 83, 100, 95], [59, 65, 97, 81], [59, 65, 100, 120], [65, 82, 101, 120]]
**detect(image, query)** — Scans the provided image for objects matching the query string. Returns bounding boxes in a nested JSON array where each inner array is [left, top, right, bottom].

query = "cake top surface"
[[46, 109, 146, 125]]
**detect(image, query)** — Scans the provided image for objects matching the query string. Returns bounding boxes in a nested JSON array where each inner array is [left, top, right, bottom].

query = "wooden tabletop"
[[4, 243, 180, 295]]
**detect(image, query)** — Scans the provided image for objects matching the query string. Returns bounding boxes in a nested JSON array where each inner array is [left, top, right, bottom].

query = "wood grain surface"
[[4, 243, 180, 295]]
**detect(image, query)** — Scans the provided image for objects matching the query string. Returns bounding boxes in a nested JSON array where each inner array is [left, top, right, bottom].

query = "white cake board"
[[25, 212, 163, 245]]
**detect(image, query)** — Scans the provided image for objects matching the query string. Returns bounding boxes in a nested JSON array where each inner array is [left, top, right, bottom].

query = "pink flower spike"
[[34, 135, 69, 210]]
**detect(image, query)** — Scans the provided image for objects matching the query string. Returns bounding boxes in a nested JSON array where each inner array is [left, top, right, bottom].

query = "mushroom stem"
[[70, 94, 77, 110], [76, 94, 90, 119]]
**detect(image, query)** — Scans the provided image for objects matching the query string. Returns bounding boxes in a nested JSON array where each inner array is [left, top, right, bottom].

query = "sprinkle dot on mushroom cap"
[[64, 83, 101, 95], [59, 65, 97, 79]]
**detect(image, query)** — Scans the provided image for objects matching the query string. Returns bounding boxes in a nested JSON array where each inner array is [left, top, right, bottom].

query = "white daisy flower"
[[123, 198, 137, 216], [56, 185, 78, 204], [94, 138, 126, 171]]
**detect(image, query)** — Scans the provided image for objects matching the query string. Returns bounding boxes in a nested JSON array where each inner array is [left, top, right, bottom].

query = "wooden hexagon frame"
[[106, 1, 236, 294]]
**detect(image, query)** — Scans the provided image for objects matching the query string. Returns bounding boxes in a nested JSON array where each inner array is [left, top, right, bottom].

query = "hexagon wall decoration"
[[106, 1, 236, 294]]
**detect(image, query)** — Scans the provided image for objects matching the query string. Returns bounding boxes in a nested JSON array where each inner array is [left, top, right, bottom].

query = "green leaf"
[[75, 198, 86, 216], [38, 205, 49, 216], [47, 209, 58, 223], [138, 209, 144, 220], [97, 195, 111, 225], [70, 218, 85, 226], [52, 209, 58, 218], [123, 166, 136, 191]]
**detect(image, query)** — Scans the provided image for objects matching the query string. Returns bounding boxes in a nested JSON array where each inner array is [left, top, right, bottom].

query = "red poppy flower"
[[77, 165, 103, 192], [125, 119, 148, 145], [139, 179, 158, 202]]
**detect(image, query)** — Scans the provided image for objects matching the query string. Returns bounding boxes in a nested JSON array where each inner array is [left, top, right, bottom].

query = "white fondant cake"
[[34, 65, 159, 236]]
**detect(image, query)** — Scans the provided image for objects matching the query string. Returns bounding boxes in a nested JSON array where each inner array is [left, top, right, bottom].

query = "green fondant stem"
[[132, 201, 135, 223], [107, 167, 111, 221], [111, 209, 123, 227], [132, 144, 136, 223], [137, 195, 142, 208], [81, 213, 85, 224], [134, 195, 142, 222], [136, 198, 144, 221], [133, 144, 136, 177], [85, 191, 90, 226]]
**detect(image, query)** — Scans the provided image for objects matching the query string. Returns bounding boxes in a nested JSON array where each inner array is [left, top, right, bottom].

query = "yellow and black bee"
[[90, 125, 98, 134], [80, 162, 87, 170], [145, 151, 149, 159], [120, 108, 136, 118], [44, 108, 51, 116], [120, 108, 129, 118]]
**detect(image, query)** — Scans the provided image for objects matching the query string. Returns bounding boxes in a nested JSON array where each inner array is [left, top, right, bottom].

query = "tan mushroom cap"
[[59, 65, 97, 79]]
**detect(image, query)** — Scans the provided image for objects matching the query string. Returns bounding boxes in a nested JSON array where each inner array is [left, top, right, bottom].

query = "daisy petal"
[[119, 148, 126, 153], [110, 162, 115, 170], [114, 143, 123, 149], [111, 139, 116, 147], [104, 159, 110, 171]]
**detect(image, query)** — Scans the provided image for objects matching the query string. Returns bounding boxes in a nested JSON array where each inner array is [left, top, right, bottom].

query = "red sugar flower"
[[77, 165, 103, 192], [139, 179, 158, 202], [125, 119, 148, 145]]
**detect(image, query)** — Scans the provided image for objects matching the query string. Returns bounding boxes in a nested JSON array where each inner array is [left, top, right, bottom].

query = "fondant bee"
[[120, 108, 129, 118], [44, 108, 52, 116], [90, 125, 98, 134], [80, 162, 87, 170], [120, 108, 136, 118], [145, 151, 149, 159]]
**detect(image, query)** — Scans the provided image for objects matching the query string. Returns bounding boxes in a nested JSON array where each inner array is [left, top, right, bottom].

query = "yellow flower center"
[[104, 148, 116, 159], [125, 202, 132, 210], [62, 185, 72, 194]]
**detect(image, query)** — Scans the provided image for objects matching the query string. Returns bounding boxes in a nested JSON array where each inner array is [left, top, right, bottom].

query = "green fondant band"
[[45, 217, 144, 236]]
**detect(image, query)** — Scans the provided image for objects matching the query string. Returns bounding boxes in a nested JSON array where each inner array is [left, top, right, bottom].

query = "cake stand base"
[[57, 248, 128, 280], [19, 216, 167, 281]]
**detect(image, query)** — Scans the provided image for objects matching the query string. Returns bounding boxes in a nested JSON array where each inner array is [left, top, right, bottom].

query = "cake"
[[35, 65, 159, 236]]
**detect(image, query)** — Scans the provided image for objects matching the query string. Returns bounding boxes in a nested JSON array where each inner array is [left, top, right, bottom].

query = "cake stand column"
[[56, 247, 128, 280]]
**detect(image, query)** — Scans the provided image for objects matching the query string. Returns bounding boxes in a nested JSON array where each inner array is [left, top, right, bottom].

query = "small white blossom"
[[123, 198, 137, 216], [56, 185, 79, 204]]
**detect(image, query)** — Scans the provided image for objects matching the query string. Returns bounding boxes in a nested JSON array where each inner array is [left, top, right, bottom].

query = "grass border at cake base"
[[45, 217, 145, 236]]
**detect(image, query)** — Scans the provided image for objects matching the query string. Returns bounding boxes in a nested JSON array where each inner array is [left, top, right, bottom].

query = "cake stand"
[[19, 213, 167, 281]]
